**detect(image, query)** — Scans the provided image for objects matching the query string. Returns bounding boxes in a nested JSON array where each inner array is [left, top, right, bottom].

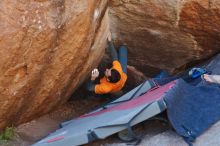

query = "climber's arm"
[[86, 80, 95, 92], [86, 68, 99, 92]]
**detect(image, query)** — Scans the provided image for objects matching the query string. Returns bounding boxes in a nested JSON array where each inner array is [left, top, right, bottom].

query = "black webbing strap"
[[87, 130, 99, 142]]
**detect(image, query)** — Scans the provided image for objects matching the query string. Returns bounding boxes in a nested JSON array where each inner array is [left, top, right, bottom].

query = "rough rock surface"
[[0, 0, 109, 128], [109, 0, 220, 74], [1, 0, 220, 129]]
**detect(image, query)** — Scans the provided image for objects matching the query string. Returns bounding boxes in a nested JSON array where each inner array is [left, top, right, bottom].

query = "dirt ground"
[[4, 91, 171, 146], [0, 66, 163, 146]]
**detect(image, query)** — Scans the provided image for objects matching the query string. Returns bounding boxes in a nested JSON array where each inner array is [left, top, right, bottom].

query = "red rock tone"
[[1, 0, 220, 128], [109, 0, 220, 74], [0, 0, 109, 128]]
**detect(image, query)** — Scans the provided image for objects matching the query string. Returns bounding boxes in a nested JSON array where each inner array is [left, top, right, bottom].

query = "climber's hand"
[[91, 68, 99, 81], [107, 32, 112, 42]]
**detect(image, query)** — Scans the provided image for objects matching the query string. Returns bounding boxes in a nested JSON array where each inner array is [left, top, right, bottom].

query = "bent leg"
[[119, 45, 128, 74]]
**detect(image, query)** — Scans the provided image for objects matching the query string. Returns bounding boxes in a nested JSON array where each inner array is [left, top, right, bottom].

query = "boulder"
[[0, 0, 109, 128], [1, 0, 220, 128], [109, 0, 220, 74]]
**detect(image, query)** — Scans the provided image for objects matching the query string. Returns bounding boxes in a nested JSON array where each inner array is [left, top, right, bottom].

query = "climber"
[[86, 32, 127, 95]]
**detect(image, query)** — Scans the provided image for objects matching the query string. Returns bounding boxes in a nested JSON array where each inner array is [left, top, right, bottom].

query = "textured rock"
[[1, 0, 220, 129], [109, 0, 220, 74], [125, 65, 147, 91], [0, 0, 109, 128], [16, 116, 60, 142]]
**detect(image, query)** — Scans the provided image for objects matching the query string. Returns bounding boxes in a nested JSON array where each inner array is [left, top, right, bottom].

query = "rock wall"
[[0, 0, 109, 128], [1, 0, 220, 128], [109, 0, 220, 74]]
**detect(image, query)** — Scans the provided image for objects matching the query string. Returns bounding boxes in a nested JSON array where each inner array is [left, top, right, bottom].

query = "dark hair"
[[108, 69, 121, 83]]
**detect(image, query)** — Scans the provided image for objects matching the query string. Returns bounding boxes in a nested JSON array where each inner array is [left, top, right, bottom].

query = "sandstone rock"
[[125, 65, 148, 91], [16, 116, 60, 142], [1, 0, 220, 129], [109, 0, 220, 74], [0, 0, 109, 128]]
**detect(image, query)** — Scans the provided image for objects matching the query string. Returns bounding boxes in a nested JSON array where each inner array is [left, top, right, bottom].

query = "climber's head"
[[105, 68, 121, 83]]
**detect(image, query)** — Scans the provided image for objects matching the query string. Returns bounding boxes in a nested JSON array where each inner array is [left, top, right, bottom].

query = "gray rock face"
[[105, 121, 220, 146]]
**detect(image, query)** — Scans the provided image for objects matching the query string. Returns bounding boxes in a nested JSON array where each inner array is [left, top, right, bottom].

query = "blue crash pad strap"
[[87, 130, 98, 142]]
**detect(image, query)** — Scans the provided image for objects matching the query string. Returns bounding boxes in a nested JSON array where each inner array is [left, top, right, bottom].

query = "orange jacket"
[[95, 61, 127, 94]]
